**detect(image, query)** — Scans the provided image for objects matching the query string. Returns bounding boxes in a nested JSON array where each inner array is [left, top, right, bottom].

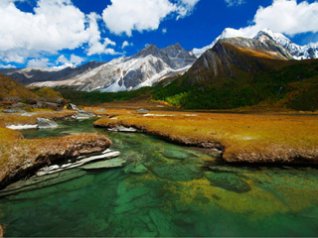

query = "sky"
[[0, 0, 318, 69]]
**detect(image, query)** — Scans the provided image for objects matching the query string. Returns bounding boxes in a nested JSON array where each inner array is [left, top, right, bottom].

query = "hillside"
[[29, 44, 196, 92], [0, 74, 65, 109], [153, 38, 318, 110], [0, 74, 39, 102]]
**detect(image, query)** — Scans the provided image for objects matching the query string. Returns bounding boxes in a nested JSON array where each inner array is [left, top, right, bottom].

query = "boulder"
[[67, 103, 80, 111], [72, 111, 96, 120], [37, 118, 58, 129]]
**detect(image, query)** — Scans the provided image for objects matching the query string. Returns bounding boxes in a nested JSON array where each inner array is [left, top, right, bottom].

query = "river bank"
[[0, 110, 111, 189], [93, 108, 318, 165]]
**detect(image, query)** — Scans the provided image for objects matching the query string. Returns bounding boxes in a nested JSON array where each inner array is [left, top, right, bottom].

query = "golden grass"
[[0, 110, 75, 127], [94, 109, 318, 164], [0, 110, 111, 187]]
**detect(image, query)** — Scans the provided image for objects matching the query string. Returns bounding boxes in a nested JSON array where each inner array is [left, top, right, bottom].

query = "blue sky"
[[0, 0, 318, 69]]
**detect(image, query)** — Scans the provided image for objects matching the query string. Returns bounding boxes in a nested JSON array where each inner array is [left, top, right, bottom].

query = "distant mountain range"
[[16, 44, 196, 92], [1, 28, 318, 93]]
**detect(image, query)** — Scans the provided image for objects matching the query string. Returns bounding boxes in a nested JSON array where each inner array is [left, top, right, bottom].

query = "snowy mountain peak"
[[254, 29, 292, 47], [30, 43, 197, 92], [193, 28, 318, 60]]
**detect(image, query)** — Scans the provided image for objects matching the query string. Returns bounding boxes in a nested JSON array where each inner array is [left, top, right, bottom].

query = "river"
[[0, 119, 318, 236]]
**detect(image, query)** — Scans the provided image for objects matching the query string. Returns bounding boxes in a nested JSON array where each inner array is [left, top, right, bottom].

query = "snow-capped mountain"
[[254, 29, 318, 60], [0, 62, 103, 85], [30, 44, 196, 92], [192, 28, 245, 58], [193, 28, 318, 60]]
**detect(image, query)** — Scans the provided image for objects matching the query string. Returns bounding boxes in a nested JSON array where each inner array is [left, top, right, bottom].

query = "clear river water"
[[1, 119, 318, 237]]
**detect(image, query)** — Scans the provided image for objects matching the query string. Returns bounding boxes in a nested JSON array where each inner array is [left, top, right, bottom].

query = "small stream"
[[1, 119, 318, 237]]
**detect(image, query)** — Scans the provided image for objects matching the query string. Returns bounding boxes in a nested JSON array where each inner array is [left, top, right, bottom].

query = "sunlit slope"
[[154, 38, 318, 110]]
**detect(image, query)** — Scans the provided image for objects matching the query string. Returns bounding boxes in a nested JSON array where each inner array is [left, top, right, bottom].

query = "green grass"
[[153, 60, 318, 110], [55, 60, 318, 111], [56, 87, 153, 105]]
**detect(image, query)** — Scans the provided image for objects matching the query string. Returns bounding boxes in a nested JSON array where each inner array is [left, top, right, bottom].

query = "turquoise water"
[[1, 119, 318, 237]]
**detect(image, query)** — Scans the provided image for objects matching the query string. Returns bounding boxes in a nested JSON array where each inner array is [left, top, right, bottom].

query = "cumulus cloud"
[[121, 41, 132, 49], [102, 0, 200, 36], [27, 58, 50, 69], [57, 54, 84, 68], [224, 0, 245, 7], [0, 0, 116, 65], [240, 0, 318, 37], [86, 13, 118, 56]]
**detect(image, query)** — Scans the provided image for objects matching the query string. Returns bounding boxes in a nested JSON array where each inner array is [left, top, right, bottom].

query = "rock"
[[124, 163, 148, 174], [82, 158, 126, 170], [72, 111, 96, 120], [6, 124, 38, 130], [37, 118, 58, 129], [205, 172, 251, 193], [107, 126, 138, 133], [2, 108, 26, 114], [137, 108, 150, 114], [162, 149, 190, 160], [67, 103, 80, 111]]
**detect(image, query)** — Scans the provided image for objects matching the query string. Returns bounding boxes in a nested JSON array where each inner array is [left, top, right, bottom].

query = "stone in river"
[[124, 163, 148, 174], [37, 118, 58, 129], [137, 108, 149, 114], [205, 172, 251, 193], [81, 158, 126, 170]]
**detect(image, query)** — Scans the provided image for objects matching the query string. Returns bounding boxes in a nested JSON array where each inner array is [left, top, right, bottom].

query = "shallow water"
[[1, 119, 318, 237]]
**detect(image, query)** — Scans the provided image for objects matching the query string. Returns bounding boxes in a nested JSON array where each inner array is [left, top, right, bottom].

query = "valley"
[[1, 23, 318, 237]]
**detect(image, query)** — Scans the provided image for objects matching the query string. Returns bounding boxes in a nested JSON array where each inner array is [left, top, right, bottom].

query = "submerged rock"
[[124, 163, 148, 174], [82, 158, 126, 170], [205, 172, 251, 193], [37, 118, 58, 129], [162, 149, 191, 160], [36, 150, 120, 176]]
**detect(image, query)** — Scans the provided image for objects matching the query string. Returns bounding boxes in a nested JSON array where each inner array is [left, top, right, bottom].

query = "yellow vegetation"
[[94, 109, 318, 164], [0, 110, 111, 187]]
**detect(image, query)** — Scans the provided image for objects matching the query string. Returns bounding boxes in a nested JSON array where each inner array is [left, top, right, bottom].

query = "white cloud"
[[0, 0, 116, 64], [102, 0, 200, 36], [225, 0, 245, 7], [162, 28, 168, 34], [86, 13, 118, 56], [27, 58, 50, 69], [121, 41, 132, 49], [240, 0, 318, 37], [57, 54, 84, 68], [176, 0, 200, 18]]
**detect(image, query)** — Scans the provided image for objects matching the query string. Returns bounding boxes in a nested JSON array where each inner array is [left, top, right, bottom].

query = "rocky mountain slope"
[[193, 28, 318, 60], [154, 36, 318, 110], [30, 44, 196, 92], [0, 62, 103, 85]]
